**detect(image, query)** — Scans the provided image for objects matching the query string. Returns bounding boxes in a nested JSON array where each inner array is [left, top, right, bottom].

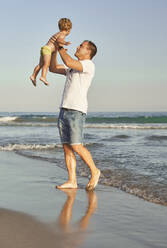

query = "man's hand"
[[49, 51, 66, 75]]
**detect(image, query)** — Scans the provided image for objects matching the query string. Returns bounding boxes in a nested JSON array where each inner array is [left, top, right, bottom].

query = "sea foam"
[[85, 123, 167, 129], [0, 143, 61, 151]]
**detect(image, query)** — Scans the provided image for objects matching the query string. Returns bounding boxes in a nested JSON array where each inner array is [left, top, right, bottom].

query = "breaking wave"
[[85, 124, 167, 129], [0, 142, 97, 151], [1, 113, 167, 129], [1, 122, 167, 129], [0, 116, 19, 122], [0, 143, 61, 151]]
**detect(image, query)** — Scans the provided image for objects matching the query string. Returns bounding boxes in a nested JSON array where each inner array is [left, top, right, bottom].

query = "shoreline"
[[12, 149, 167, 207]]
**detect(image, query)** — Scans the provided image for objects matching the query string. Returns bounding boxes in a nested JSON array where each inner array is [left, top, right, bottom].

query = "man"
[[49, 40, 100, 190]]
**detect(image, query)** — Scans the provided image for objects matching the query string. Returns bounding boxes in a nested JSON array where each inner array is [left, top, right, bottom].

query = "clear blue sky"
[[1, 0, 167, 112]]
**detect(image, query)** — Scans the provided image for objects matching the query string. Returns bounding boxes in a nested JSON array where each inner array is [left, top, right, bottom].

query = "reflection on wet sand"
[[0, 190, 97, 248], [57, 189, 97, 247]]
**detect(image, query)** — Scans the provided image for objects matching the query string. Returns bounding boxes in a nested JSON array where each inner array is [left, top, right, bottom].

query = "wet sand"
[[0, 151, 167, 248]]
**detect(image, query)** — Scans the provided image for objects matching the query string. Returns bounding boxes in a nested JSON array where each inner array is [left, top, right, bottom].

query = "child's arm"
[[57, 37, 71, 46], [49, 33, 71, 46]]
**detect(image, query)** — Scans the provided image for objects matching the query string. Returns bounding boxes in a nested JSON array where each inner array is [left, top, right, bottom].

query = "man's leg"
[[71, 144, 100, 190], [56, 144, 78, 189]]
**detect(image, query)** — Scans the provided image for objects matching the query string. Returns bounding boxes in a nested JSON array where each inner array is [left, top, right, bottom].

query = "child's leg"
[[40, 54, 51, 86], [30, 56, 43, 87]]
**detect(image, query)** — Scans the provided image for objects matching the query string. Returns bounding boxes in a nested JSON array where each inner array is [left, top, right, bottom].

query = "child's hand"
[[65, 41, 71, 46]]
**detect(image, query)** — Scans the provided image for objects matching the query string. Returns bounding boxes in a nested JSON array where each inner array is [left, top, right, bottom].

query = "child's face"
[[66, 29, 71, 36]]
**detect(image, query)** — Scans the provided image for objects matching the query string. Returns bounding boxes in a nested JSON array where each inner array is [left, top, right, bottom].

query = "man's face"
[[75, 41, 90, 59]]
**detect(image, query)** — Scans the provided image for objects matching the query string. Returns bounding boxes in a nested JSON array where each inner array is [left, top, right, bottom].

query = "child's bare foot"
[[30, 76, 36, 87], [40, 77, 49, 86]]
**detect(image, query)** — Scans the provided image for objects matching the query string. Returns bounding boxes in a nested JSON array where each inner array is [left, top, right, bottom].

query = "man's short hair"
[[84, 40, 97, 59], [58, 18, 72, 31]]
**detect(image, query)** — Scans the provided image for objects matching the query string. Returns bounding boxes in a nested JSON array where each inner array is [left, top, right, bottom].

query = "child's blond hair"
[[58, 18, 72, 31]]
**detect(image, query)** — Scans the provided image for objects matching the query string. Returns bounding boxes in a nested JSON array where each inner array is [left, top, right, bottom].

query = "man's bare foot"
[[86, 169, 101, 191], [30, 76, 36, 87], [56, 181, 77, 189], [40, 77, 49, 86]]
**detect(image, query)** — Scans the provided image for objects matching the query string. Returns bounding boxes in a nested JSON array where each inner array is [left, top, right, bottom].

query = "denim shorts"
[[58, 108, 86, 145]]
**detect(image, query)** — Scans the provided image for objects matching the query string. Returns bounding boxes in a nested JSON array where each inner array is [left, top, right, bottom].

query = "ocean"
[[0, 111, 167, 206]]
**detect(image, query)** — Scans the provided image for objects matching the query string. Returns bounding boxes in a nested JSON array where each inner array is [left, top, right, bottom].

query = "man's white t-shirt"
[[60, 59, 95, 114]]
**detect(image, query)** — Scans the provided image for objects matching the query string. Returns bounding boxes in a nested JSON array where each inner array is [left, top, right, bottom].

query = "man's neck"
[[78, 56, 90, 61]]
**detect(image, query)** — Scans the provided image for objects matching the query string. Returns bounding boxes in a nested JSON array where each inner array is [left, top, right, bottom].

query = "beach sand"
[[0, 151, 167, 248]]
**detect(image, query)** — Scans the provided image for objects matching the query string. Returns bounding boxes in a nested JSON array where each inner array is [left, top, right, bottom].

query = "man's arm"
[[58, 47, 83, 72], [49, 49, 66, 76]]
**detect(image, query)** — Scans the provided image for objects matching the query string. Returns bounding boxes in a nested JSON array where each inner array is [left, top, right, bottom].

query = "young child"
[[30, 18, 72, 86]]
